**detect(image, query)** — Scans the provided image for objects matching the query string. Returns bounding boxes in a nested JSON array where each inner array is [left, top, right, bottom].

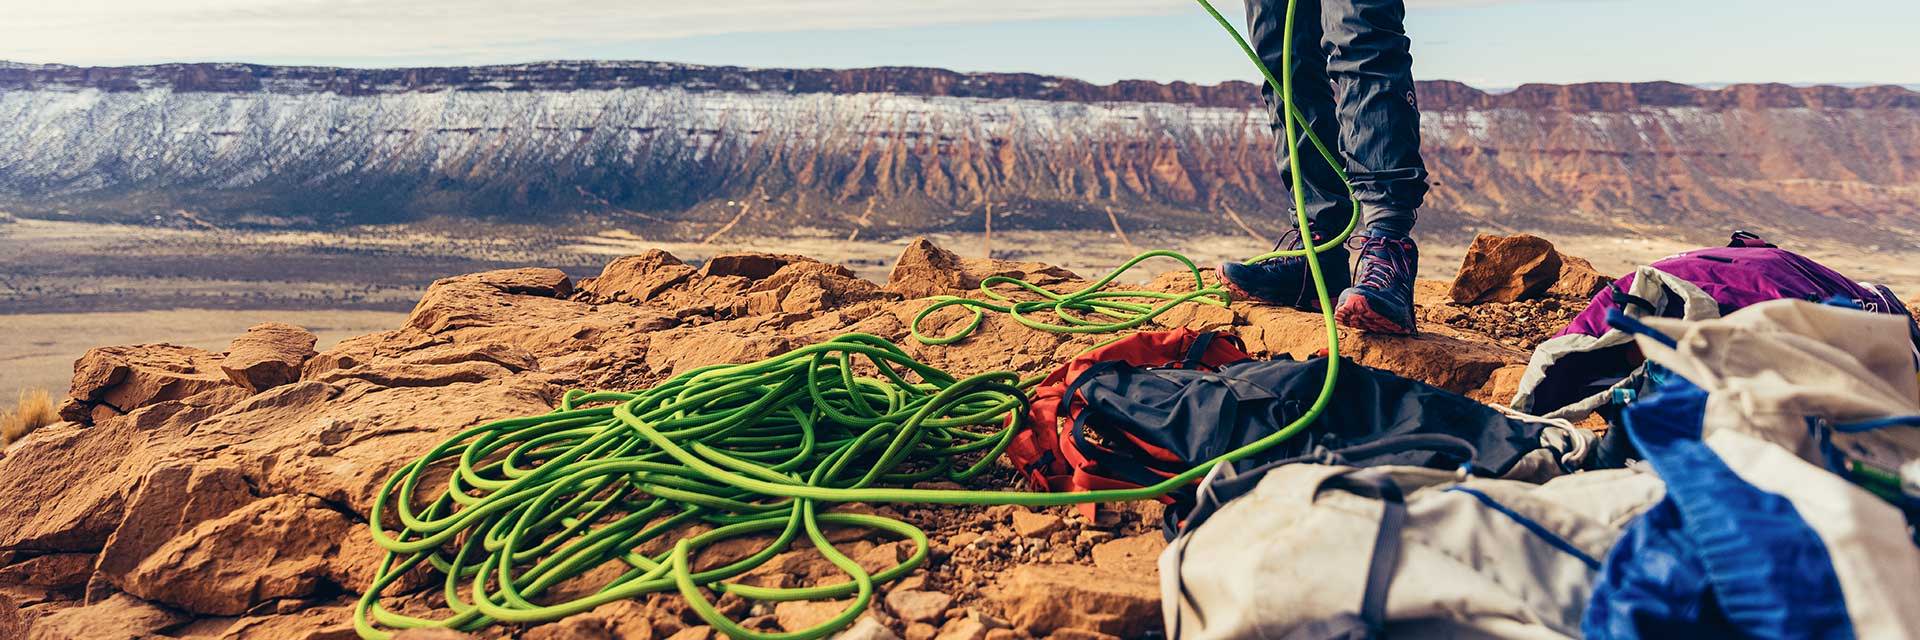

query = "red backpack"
[[1005, 329, 1253, 512]]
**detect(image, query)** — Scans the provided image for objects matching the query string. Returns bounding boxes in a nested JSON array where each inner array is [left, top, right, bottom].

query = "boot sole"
[[1335, 295, 1415, 335]]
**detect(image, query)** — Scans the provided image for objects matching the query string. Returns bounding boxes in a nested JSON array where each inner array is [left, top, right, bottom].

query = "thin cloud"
[[3, 0, 1571, 65]]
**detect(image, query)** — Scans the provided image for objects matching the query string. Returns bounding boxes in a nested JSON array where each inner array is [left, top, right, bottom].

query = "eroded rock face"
[[95, 461, 259, 591], [0, 411, 193, 552], [12, 57, 1920, 252], [118, 494, 355, 616], [580, 249, 897, 323], [887, 238, 1080, 300], [0, 585, 75, 640], [26, 593, 187, 640], [60, 344, 237, 425], [0, 555, 92, 591], [220, 323, 319, 391], [0, 240, 1587, 639]]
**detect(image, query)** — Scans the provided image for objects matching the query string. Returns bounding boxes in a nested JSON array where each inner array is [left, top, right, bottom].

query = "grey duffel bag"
[[1161, 462, 1662, 639]]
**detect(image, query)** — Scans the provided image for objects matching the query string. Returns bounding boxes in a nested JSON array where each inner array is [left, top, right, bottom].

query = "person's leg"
[[1220, 0, 1353, 311], [1323, 0, 1426, 333], [1246, 0, 1353, 238], [1322, 0, 1427, 236]]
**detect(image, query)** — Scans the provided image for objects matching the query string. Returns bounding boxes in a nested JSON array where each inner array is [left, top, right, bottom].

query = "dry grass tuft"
[[1, 388, 57, 445]]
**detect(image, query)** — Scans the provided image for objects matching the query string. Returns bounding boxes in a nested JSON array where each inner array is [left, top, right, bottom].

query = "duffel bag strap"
[[1323, 470, 1408, 634], [1181, 331, 1219, 369], [1728, 230, 1777, 248], [1170, 467, 1409, 640], [1059, 360, 1187, 488], [1173, 433, 1477, 534]]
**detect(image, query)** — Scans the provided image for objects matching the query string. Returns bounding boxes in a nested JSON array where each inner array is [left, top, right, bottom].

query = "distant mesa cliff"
[[2, 60, 1917, 242], [9, 60, 1920, 110]]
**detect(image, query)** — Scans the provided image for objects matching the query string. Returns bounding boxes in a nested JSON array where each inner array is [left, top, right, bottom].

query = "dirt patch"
[[1425, 294, 1592, 351]]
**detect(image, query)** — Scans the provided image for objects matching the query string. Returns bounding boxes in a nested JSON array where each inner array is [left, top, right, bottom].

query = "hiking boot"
[[1336, 233, 1419, 334], [1220, 229, 1351, 311]]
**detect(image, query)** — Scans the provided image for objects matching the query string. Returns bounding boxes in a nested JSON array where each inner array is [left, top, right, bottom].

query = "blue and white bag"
[[1586, 300, 1920, 639]]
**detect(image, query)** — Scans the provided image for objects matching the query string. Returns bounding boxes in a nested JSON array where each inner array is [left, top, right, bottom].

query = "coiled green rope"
[[909, 250, 1231, 345], [355, 336, 1025, 639], [354, 1, 1363, 637]]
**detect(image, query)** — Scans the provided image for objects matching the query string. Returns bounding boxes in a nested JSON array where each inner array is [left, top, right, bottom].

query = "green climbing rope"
[[909, 250, 1232, 345], [354, 1, 1363, 638], [355, 335, 1026, 639]]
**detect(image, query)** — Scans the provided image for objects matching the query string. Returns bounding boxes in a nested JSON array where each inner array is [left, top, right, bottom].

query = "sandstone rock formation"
[[59, 344, 237, 426], [1449, 232, 1614, 304], [1449, 234, 1565, 304], [1550, 254, 1613, 299], [6, 60, 1919, 247], [218, 323, 319, 392], [986, 565, 1160, 638], [887, 239, 1079, 300], [0, 238, 1585, 639]]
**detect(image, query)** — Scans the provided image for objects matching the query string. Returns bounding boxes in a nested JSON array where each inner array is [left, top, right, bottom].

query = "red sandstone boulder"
[[1450, 233, 1564, 304], [742, 261, 896, 316], [60, 344, 236, 425], [1450, 233, 1612, 304], [406, 267, 576, 334], [886, 238, 1080, 299], [1549, 253, 1614, 298], [116, 494, 356, 615], [580, 249, 699, 303], [219, 322, 318, 391], [986, 565, 1159, 637]]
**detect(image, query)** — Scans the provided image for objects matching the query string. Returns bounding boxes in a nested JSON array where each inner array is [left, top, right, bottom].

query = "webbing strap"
[[1609, 283, 1659, 317], [1171, 467, 1409, 640], [1327, 470, 1408, 631], [1062, 360, 1176, 489], [1182, 331, 1220, 369], [1727, 230, 1777, 248]]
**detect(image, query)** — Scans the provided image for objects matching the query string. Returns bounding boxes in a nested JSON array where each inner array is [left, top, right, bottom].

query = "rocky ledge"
[[0, 236, 1599, 640]]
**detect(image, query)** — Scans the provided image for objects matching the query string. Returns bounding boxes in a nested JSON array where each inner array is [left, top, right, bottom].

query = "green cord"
[[909, 250, 1231, 345], [354, 1, 1365, 638]]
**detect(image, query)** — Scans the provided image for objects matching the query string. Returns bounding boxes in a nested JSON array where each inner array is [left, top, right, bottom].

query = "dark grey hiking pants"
[[1245, 0, 1429, 238]]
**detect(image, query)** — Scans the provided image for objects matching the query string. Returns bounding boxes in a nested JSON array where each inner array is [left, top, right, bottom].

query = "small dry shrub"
[[1, 388, 57, 445]]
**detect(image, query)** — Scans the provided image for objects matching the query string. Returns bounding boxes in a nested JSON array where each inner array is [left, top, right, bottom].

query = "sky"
[[3, 0, 1917, 89]]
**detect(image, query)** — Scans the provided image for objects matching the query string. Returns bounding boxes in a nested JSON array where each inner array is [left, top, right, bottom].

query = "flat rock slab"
[[220, 322, 318, 391]]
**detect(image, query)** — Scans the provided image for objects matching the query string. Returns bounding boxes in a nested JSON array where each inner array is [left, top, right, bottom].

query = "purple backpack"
[[1514, 231, 1920, 420]]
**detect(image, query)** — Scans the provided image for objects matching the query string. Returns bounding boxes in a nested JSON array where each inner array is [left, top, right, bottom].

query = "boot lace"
[[1347, 235, 1414, 292], [1271, 228, 1305, 254]]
